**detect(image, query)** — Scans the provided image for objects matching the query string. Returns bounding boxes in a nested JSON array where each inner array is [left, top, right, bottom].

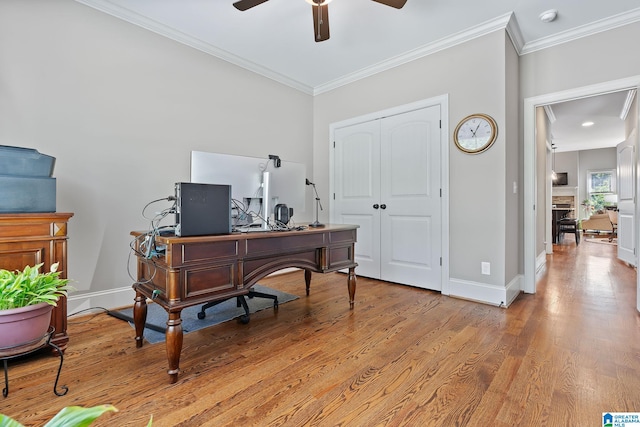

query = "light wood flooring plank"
[[1, 240, 638, 426]]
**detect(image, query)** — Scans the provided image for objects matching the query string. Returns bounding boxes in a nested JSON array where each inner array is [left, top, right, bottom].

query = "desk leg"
[[348, 267, 356, 309], [166, 311, 183, 384], [304, 269, 311, 296], [133, 292, 147, 348]]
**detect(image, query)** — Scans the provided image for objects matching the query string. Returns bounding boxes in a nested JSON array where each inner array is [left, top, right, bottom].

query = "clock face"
[[454, 114, 497, 154]]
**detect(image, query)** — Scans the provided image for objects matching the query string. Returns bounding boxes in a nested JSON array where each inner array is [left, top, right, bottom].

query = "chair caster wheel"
[[238, 315, 250, 324], [197, 312, 206, 320]]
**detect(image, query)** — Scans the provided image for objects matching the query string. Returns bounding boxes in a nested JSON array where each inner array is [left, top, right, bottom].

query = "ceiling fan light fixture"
[[305, 0, 333, 5]]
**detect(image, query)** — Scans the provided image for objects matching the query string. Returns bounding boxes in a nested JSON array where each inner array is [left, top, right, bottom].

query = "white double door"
[[333, 106, 442, 290]]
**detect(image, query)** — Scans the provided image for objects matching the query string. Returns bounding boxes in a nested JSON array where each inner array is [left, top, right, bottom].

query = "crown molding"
[[521, 7, 640, 55], [75, 1, 640, 95], [505, 13, 525, 53], [74, 0, 315, 95], [620, 89, 637, 120], [543, 105, 556, 124], [314, 13, 513, 95]]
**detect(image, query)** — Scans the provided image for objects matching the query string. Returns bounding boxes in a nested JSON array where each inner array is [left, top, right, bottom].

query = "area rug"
[[108, 285, 298, 344]]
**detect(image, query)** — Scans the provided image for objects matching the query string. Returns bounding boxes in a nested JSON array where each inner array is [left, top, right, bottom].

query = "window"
[[586, 169, 616, 211]]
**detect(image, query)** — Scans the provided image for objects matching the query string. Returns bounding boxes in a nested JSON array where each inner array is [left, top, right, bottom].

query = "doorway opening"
[[523, 76, 639, 311]]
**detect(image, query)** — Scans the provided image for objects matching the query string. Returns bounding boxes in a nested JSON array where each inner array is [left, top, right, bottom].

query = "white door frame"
[[524, 77, 640, 311], [329, 94, 450, 295], [545, 141, 553, 255]]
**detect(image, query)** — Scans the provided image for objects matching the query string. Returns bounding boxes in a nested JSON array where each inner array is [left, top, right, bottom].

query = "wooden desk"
[[0, 213, 73, 352], [130, 224, 358, 383]]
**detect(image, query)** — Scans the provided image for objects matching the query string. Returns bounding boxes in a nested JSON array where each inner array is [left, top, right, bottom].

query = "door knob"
[[373, 204, 379, 209], [380, 204, 387, 209]]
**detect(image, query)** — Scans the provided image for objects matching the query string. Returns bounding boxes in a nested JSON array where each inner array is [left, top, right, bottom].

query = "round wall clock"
[[453, 113, 498, 154]]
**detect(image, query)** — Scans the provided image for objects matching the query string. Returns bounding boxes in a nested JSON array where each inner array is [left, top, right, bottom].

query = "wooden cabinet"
[[0, 213, 74, 351]]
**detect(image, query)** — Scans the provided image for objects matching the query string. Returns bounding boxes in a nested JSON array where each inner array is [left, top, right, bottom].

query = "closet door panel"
[[334, 121, 381, 279], [380, 106, 442, 290]]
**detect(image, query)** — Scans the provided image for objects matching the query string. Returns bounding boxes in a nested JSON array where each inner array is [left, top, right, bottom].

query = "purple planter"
[[0, 302, 53, 349]]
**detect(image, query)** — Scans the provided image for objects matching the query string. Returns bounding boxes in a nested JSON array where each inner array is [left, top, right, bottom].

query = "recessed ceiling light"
[[582, 121, 595, 127], [539, 9, 558, 23]]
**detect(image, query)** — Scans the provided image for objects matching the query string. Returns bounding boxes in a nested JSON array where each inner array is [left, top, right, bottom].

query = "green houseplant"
[[0, 405, 152, 426], [0, 405, 118, 427], [0, 262, 72, 348]]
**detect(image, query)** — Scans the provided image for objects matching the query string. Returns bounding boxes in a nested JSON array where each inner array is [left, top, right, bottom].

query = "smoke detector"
[[539, 9, 558, 23]]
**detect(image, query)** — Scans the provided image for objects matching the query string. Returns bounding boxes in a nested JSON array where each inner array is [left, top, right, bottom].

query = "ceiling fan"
[[232, 0, 408, 42]]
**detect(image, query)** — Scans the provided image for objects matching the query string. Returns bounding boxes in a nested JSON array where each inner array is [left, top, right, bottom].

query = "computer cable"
[[127, 195, 176, 285]]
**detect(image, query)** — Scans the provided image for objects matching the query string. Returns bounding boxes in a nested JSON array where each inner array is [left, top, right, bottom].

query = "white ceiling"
[[547, 90, 636, 153], [76, 0, 640, 151]]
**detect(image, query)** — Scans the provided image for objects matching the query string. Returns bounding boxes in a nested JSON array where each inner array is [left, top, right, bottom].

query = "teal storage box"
[[0, 176, 56, 213], [0, 145, 55, 177], [0, 145, 57, 213]]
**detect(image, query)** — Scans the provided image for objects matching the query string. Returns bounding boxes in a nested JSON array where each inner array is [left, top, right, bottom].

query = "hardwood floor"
[[2, 240, 638, 426]]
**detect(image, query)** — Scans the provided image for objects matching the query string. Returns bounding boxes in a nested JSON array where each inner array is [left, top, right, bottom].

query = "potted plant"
[[0, 263, 71, 349], [0, 405, 120, 427], [581, 198, 595, 217]]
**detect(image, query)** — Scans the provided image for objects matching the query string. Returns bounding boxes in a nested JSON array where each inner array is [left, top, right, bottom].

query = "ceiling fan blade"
[[371, 0, 407, 9], [233, 0, 269, 11], [311, 4, 330, 42]]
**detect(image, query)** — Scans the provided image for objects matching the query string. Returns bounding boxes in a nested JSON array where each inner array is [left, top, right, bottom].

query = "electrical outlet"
[[481, 262, 491, 275]]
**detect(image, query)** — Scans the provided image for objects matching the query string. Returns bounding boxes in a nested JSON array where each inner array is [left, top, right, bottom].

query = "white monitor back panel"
[[190, 151, 306, 214]]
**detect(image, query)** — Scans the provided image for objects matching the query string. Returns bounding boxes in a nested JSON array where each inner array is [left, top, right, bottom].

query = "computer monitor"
[[190, 151, 306, 227]]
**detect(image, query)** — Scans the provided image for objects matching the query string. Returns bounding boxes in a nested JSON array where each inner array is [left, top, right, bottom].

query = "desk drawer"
[[329, 229, 357, 244], [169, 240, 239, 268], [245, 233, 325, 256], [328, 245, 356, 271], [182, 263, 237, 299]]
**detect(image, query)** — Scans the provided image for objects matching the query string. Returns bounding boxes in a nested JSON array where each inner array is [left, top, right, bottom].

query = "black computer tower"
[[175, 182, 231, 237]]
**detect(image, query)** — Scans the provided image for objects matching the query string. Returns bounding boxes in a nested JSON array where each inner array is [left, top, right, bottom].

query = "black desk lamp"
[[306, 179, 324, 228]]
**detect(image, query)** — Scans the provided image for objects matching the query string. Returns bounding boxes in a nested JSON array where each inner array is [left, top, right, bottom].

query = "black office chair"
[[197, 289, 278, 324]]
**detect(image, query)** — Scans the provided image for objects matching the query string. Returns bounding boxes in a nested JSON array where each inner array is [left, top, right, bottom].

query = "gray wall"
[[0, 0, 314, 310], [2, 1, 639, 309], [522, 21, 640, 266], [578, 148, 617, 218], [553, 152, 579, 188], [315, 31, 510, 289], [505, 35, 520, 283], [520, 23, 640, 100]]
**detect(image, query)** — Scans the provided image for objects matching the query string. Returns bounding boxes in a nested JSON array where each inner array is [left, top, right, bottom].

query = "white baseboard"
[[67, 268, 303, 315], [505, 275, 523, 306], [67, 286, 135, 315], [449, 275, 523, 307], [536, 250, 547, 275], [536, 251, 547, 282]]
